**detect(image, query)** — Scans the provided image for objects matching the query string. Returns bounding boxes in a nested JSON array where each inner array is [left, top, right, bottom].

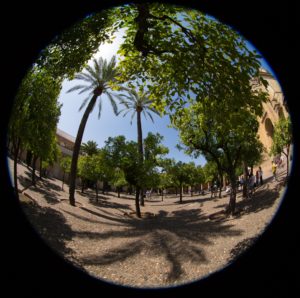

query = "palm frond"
[[147, 111, 155, 123], [104, 56, 117, 80], [119, 93, 135, 102], [74, 72, 96, 83], [67, 84, 88, 93], [142, 110, 148, 120], [116, 108, 127, 116], [85, 64, 98, 80], [106, 92, 118, 115], [148, 106, 161, 116], [78, 96, 91, 111], [78, 85, 94, 95], [121, 109, 132, 118], [118, 99, 131, 109], [93, 58, 102, 79], [130, 111, 136, 125]]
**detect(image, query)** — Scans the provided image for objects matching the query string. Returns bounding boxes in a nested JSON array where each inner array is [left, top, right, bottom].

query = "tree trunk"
[[26, 150, 32, 168], [135, 187, 141, 218], [228, 175, 237, 215], [69, 94, 99, 206], [39, 158, 42, 179], [117, 187, 121, 198], [140, 189, 145, 206], [13, 139, 20, 198], [179, 184, 183, 203], [136, 110, 144, 208], [219, 174, 223, 198], [31, 155, 38, 186], [286, 145, 290, 177], [161, 189, 164, 201], [137, 110, 144, 159]]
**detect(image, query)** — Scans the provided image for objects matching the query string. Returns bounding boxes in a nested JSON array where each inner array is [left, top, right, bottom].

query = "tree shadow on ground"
[[27, 180, 62, 205], [89, 198, 131, 211], [77, 207, 243, 283], [18, 170, 63, 204], [214, 182, 283, 217], [236, 185, 282, 215], [19, 196, 84, 270], [18, 175, 32, 191]]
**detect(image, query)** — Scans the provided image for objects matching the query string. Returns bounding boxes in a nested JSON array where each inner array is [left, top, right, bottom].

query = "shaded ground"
[[9, 158, 287, 288]]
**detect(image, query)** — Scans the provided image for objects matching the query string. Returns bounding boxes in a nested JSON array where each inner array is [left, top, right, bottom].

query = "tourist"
[[272, 161, 278, 181]]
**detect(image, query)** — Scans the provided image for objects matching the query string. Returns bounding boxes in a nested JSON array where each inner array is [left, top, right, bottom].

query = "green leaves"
[[36, 8, 119, 79], [270, 117, 292, 156], [9, 67, 62, 162]]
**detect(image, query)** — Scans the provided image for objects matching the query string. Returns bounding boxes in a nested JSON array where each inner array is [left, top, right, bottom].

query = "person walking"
[[272, 161, 278, 182]]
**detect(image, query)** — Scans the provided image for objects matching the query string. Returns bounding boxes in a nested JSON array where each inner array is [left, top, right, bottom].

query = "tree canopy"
[[114, 3, 268, 114]]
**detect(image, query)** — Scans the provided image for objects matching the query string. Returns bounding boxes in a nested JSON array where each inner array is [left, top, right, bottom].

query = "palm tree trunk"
[[137, 110, 143, 158], [136, 110, 144, 210], [69, 94, 98, 206]]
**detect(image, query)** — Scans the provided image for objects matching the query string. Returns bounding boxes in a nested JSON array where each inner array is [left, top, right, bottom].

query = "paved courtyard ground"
[[8, 158, 287, 288]]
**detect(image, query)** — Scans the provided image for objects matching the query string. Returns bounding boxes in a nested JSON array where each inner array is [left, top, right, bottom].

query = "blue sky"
[[57, 25, 275, 167]]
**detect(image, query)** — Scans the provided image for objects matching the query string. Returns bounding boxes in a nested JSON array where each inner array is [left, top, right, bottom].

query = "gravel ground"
[[9, 158, 287, 288]]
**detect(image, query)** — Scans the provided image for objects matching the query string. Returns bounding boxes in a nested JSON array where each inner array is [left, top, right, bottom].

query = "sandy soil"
[[8, 158, 287, 288]]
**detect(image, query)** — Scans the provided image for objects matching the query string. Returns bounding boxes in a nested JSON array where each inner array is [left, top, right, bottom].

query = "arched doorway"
[[264, 118, 274, 150], [265, 118, 274, 137], [278, 107, 285, 119]]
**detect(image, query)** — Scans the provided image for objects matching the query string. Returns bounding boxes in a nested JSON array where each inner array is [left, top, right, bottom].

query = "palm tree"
[[80, 140, 98, 156], [67, 55, 120, 206], [118, 88, 160, 215]]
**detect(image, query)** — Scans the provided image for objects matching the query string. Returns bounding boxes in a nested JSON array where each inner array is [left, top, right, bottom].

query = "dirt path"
[[9, 158, 287, 288]]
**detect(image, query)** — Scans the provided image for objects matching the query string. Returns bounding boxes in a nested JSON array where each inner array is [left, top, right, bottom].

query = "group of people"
[[224, 166, 264, 198], [247, 167, 263, 197]]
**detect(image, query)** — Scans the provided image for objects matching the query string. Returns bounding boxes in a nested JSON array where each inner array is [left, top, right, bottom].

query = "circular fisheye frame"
[[7, 2, 292, 289]]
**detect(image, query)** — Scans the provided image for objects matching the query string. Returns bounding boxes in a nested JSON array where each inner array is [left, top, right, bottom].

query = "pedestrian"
[[272, 161, 277, 181], [239, 176, 244, 191], [247, 173, 255, 198], [255, 170, 259, 188]]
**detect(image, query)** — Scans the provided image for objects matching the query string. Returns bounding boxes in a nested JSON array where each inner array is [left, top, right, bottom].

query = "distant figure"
[[225, 185, 231, 195], [255, 170, 259, 187], [239, 176, 244, 191], [272, 161, 278, 181], [247, 173, 256, 198], [258, 166, 263, 185]]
